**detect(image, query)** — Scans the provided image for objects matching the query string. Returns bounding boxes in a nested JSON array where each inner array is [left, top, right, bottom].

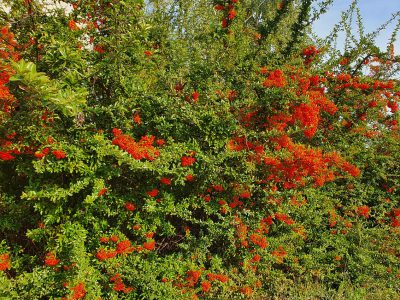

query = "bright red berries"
[[185, 174, 194, 181], [240, 286, 253, 296], [271, 246, 288, 263], [34, 147, 50, 159], [228, 9, 236, 20], [249, 233, 268, 249], [44, 252, 60, 266], [112, 129, 160, 161], [70, 282, 86, 299], [52, 150, 66, 159], [156, 139, 165, 146], [356, 205, 370, 218], [340, 161, 361, 177], [368, 100, 378, 108], [207, 273, 229, 283], [124, 202, 135, 211], [202, 280, 212, 292], [302, 45, 321, 65], [96, 248, 117, 260], [133, 113, 142, 124], [143, 240, 155, 251], [215, 0, 238, 28], [186, 270, 202, 287], [181, 156, 196, 167], [302, 45, 320, 56], [387, 101, 399, 113], [100, 237, 109, 243], [274, 213, 295, 225], [68, 20, 79, 31], [132, 224, 141, 231], [98, 188, 108, 196], [221, 18, 228, 28], [262, 69, 286, 88], [390, 208, 400, 227], [109, 235, 119, 242], [145, 232, 155, 239], [192, 91, 199, 102], [251, 254, 261, 263], [94, 44, 106, 53], [211, 184, 224, 192], [110, 274, 133, 293], [160, 177, 172, 185], [228, 196, 243, 208], [239, 191, 251, 199], [0, 151, 15, 161], [116, 240, 134, 254], [0, 253, 10, 271], [147, 188, 159, 197]]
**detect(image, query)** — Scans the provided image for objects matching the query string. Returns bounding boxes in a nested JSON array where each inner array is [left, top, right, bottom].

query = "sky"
[[312, 0, 400, 54]]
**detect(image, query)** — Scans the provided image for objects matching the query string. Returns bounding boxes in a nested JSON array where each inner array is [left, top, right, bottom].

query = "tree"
[[0, 0, 399, 298]]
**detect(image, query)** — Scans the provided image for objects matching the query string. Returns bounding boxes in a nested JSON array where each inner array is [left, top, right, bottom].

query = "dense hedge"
[[0, 0, 399, 299]]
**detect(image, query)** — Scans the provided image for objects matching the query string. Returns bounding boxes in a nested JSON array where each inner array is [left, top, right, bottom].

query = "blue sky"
[[312, 0, 400, 54]]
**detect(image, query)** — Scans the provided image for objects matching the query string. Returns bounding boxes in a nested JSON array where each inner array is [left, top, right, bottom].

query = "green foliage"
[[0, 0, 399, 299]]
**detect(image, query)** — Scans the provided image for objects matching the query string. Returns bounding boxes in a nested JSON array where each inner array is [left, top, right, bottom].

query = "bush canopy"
[[0, 0, 399, 299]]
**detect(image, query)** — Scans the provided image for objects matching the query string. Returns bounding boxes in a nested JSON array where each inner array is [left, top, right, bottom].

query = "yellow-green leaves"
[[10, 60, 87, 116]]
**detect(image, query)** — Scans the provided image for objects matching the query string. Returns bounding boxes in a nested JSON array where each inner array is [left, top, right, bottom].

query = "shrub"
[[0, 0, 399, 299]]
